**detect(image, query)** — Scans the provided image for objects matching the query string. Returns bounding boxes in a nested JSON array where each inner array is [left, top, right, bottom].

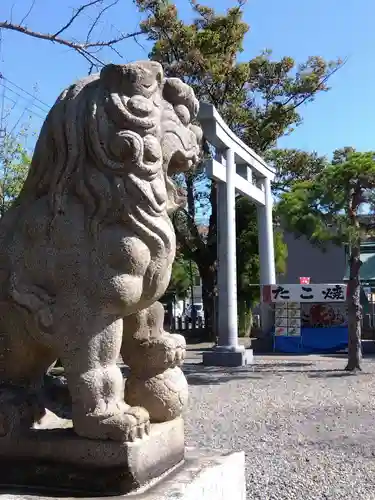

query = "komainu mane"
[[0, 61, 202, 441]]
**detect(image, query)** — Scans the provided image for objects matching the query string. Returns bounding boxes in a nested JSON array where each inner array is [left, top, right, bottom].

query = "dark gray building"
[[278, 232, 346, 284]]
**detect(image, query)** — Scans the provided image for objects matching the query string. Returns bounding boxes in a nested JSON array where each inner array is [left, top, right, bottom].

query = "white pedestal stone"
[[0, 448, 247, 500], [203, 345, 254, 367]]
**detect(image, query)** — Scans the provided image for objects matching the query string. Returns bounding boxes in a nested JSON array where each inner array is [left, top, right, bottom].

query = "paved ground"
[[183, 345, 375, 500]]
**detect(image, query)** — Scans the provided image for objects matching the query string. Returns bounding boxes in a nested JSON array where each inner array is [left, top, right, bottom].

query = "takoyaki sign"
[[263, 284, 347, 303]]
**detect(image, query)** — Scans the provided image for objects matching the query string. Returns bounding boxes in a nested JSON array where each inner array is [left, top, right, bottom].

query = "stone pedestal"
[[0, 417, 184, 497], [203, 345, 254, 367], [0, 448, 246, 500]]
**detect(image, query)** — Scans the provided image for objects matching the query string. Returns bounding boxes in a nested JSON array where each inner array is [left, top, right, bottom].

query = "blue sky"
[[0, 0, 374, 157]]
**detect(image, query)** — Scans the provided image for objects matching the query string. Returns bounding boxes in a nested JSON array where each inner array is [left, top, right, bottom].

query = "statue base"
[[203, 346, 254, 367], [0, 448, 246, 500], [0, 416, 184, 497]]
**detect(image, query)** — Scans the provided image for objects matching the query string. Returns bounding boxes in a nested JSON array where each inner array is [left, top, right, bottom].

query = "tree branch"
[[19, 0, 36, 26], [85, 0, 119, 43], [0, 1, 143, 68], [257, 58, 348, 149], [0, 20, 142, 50], [53, 0, 104, 38]]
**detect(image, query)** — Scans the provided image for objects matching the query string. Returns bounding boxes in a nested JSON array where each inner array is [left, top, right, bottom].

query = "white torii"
[[198, 103, 276, 366]]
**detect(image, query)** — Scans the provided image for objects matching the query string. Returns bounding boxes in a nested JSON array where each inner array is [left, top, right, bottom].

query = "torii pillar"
[[198, 103, 276, 366]]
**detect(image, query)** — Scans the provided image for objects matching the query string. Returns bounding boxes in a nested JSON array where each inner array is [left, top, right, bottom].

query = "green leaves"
[[164, 252, 199, 299], [134, 0, 343, 330], [277, 150, 375, 373], [277, 150, 375, 247], [137, 1, 342, 156], [0, 133, 31, 216], [266, 148, 328, 196], [236, 197, 287, 304]]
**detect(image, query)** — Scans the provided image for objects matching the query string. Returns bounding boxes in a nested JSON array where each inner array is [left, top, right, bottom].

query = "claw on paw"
[[74, 405, 150, 442]]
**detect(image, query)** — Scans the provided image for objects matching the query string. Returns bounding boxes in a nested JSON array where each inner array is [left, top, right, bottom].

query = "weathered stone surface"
[[0, 448, 246, 499], [0, 61, 202, 444], [0, 418, 184, 496]]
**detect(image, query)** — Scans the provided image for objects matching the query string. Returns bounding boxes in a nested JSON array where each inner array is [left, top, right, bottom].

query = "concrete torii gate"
[[198, 103, 276, 367]]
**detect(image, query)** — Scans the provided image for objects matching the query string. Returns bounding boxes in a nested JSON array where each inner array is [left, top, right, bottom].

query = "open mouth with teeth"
[[164, 121, 203, 177], [164, 136, 201, 213]]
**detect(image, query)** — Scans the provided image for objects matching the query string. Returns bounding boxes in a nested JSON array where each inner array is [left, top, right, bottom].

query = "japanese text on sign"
[[268, 284, 347, 303]]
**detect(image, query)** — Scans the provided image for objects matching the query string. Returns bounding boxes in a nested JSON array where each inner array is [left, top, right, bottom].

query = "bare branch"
[[53, 0, 104, 38], [133, 34, 147, 55], [9, 3, 16, 24], [0, 1, 143, 68], [87, 61, 96, 75], [0, 20, 142, 49], [75, 46, 104, 69], [0, 20, 142, 65], [108, 44, 123, 59], [85, 0, 119, 43], [19, 0, 36, 26]]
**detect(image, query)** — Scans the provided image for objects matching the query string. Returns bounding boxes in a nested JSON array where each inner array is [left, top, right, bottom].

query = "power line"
[[0, 74, 50, 139], [0, 82, 49, 115], [9, 99, 35, 136], [3, 95, 45, 121], [0, 75, 51, 110]]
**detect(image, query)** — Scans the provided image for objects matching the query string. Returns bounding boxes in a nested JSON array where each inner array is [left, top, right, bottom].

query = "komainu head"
[[18, 61, 202, 224]]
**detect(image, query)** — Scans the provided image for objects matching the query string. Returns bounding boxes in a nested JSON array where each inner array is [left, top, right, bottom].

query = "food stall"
[[262, 283, 348, 353]]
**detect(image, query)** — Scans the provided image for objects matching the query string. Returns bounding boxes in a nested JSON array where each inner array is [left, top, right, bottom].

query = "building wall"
[[194, 274, 203, 302], [192, 285, 203, 303], [185, 230, 347, 307], [279, 232, 346, 284]]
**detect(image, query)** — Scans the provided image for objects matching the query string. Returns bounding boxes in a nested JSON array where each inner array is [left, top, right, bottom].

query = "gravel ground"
[[183, 347, 375, 500], [3, 346, 375, 499]]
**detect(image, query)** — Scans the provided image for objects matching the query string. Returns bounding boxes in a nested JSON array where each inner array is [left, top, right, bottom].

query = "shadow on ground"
[[185, 347, 215, 353], [308, 370, 370, 379], [47, 355, 372, 391], [182, 360, 372, 385], [183, 363, 263, 385]]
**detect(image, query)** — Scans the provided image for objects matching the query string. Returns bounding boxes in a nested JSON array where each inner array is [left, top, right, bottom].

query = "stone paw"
[[125, 367, 188, 422], [74, 406, 150, 442], [124, 333, 186, 375], [163, 333, 186, 367], [144, 333, 186, 371]]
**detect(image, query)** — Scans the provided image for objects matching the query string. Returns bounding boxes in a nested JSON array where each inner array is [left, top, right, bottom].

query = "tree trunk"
[[200, 264, 217, 342], [202, 181, 218, 342], [238, 298, 252, 337], [345, 244, 362, 371], [178, 179, 218, 342], [186, 174, 195, 218]]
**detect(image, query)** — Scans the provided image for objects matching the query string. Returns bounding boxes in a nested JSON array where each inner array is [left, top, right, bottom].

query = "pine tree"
[[135, 0, 343, 335]]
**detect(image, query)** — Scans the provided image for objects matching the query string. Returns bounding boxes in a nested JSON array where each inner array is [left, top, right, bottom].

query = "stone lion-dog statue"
[[0, 61, 202, 442]]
